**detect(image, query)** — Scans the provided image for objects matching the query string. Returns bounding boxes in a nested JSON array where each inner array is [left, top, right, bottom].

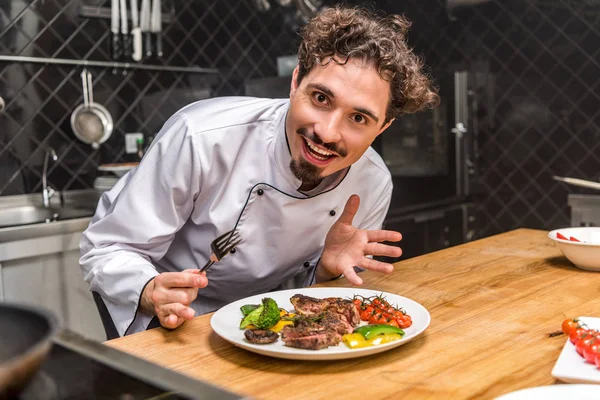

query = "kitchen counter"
[[106, 229, 594, 399], [0, 189, 105, 341]]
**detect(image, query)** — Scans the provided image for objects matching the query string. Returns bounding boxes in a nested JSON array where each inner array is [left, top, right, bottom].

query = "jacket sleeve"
[[79, 113, 202, 336]]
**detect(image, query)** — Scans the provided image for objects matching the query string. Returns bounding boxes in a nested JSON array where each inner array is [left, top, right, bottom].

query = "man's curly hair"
[[297, 5, 440, 125]]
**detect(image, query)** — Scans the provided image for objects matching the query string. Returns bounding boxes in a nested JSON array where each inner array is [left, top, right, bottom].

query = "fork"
[[200, 230, 241, 272]]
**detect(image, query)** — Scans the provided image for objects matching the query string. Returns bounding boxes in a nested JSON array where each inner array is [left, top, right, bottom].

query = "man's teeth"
[[304, 138, 333, 158]]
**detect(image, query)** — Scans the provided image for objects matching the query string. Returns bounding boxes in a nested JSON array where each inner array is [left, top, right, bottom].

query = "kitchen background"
[[1, 0, 599, 257]]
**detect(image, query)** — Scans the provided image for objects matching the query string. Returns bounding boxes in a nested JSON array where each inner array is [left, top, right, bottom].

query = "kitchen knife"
[[111, 0, 120, 60], [553, 176, 600, 191], [130, 0, 142, 61], [140, 0, 152, 58], [150, 0, 162, 58], [120, 0, 130, 59]]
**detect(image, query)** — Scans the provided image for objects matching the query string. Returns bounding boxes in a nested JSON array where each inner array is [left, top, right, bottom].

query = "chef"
[[80, 4, 439, 337]]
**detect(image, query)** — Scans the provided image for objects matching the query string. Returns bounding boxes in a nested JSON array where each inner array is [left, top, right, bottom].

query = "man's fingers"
[[364, 242, 402, 258], [153, 287, 200, 306], [367, 230, 402, 243], [357, 257, 395, 274], [158, 271, 208, 289], [342, 266, 363, 286], [163, 314, 180, 328], [159, 303, 195, 329], [337, 194, 360, 225]]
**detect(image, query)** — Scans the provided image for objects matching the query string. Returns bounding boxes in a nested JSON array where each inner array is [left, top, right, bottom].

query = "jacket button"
[[257, 189, 264, 196], [329, 210, 336, 216], [303, 261, 310, 268]]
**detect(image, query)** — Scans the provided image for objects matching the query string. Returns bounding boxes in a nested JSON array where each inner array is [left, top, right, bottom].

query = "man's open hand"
[[318, 194, 402, 285]]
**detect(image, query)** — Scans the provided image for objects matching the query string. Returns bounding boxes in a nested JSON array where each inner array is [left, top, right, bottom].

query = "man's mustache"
[[297, 127, 346, 157]]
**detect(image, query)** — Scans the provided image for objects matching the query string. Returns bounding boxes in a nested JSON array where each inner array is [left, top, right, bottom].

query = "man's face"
[[285, 57, 393, 187]]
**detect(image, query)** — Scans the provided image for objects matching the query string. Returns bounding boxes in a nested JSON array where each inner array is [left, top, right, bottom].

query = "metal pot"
[[0, 303, 58, 398], [70, 69, 114, 149]]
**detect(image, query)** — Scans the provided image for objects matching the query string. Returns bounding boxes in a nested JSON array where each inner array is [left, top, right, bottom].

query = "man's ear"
[[290, 66, 300, 98]]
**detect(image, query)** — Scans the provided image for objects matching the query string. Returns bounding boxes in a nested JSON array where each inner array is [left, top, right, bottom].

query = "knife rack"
[[79, 5, 173, 24]]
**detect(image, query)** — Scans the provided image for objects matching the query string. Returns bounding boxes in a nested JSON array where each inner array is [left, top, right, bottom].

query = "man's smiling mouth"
[[302, 137, 336, 161]]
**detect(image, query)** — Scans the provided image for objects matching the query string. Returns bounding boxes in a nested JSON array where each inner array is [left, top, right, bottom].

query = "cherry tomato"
[[360, 309, 372, 321], [385, 319, 400, 328], [570, 327, 590, 344], [397, 314, 413, 328], [562, 318, 581, 335], [584, 341, 600, 364], [576, 335, 595, 356]]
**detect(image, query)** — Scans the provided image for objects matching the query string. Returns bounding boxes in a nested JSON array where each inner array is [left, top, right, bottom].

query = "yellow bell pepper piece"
[[270, 319, 294, 333], [342, 333, 403, 349]]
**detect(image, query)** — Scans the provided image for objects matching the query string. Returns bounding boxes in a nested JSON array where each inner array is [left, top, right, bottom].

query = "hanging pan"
[[70, 69, 113, 149]]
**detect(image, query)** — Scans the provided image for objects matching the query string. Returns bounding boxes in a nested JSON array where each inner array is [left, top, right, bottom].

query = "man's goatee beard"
[[289, 158, 323, 187]]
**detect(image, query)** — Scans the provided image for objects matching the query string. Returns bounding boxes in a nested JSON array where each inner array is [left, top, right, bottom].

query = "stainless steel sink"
[[0, 205, 95, 229]]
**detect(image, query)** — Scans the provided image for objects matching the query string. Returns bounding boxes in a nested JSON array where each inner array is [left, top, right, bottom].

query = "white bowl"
[[97, 162, 138, 177], [548, 227, 600, 271]]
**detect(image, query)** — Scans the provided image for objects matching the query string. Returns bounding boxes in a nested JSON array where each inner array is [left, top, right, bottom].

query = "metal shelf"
[[79, 5, 173, 24], [0, 55, 219, 74]]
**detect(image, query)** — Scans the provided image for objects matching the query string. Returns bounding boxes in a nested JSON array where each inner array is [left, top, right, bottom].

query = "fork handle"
[[200, 260, 214, 272]]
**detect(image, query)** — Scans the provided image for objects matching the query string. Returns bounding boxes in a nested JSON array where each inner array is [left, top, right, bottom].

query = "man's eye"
[[353, 114, 366, 124], [314, 93, 327, 103]]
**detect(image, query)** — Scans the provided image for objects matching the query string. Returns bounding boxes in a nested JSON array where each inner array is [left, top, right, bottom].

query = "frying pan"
[[70, 69, 114, 149], [0, 303, 58, 398]]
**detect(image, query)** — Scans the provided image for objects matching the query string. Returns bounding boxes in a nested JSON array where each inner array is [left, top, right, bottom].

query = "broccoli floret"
[[239, 298, 281, 329]]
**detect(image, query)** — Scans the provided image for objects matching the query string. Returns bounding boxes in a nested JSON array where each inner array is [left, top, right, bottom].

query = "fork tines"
[[213, 230, 241, 257]]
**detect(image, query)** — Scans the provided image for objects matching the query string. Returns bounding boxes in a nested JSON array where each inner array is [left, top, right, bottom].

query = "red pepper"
[[556, 232, 569, 240]]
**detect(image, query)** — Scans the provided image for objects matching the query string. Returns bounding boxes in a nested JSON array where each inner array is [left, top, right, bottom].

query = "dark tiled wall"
[[0, 0, 299, 195], [377, 0, 600, 236], [2, 0, 599, 239]]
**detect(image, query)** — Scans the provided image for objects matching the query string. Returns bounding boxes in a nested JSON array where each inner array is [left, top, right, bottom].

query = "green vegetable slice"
[[239, 298, 281, 329], [353, 324, 405, 340], [240, 304, 260, 317]]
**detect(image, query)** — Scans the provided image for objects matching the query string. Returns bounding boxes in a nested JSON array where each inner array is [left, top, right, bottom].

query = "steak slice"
[[321, 311, 354, 335], [280, 321, 342, 350], [290, 294, 360, 327], [324, 297, 361, 326], [290, 294, 330, 317]]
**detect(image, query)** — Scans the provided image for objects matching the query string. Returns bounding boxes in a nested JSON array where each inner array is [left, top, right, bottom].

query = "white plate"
[[210, 287, 430, 361], [552, 316, 600, 383], [495, 384, 600, 400]]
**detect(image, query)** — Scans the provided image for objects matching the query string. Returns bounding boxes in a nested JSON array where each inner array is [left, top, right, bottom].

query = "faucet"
[[42, 147, 58, 208]]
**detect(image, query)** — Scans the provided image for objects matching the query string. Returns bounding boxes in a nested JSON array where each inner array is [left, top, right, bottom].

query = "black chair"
[[92, 291, 120, 340], [92, 292, 162, 340]]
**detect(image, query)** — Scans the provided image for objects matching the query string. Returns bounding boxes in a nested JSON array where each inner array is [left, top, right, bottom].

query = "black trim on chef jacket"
[[126, 180, 349, 336]]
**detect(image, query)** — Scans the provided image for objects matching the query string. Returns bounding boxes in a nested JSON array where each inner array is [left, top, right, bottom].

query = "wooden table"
[[106, 228, 600, 399]]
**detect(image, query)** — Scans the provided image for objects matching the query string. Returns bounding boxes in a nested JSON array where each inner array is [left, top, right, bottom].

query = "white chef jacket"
[[80, 97, 393, 336]]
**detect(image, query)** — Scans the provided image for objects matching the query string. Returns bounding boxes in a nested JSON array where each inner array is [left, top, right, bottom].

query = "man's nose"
[[316, 111, 343, 144]]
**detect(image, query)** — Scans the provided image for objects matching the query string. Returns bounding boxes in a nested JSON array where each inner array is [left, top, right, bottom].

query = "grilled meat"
[[280, 317, 342, 350], [290, 294, 330, 317], [290, 294, 360, 326], [321, 311, 354, 335], [244, 329, 279, 344], [280, 297, 359, 350]]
